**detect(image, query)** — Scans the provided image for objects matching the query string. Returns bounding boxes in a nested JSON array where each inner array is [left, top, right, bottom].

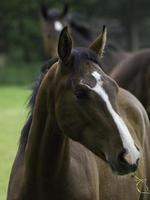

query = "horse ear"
[[61, 3, 69, 18], [89, 25, 107, 58], [41, 4, 49, 20], [58, 27, 72, 63]]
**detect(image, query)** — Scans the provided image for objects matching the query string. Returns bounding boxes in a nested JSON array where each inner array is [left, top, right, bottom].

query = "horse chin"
[[89, 149, 138, 176], [109, 161, 138, 176]]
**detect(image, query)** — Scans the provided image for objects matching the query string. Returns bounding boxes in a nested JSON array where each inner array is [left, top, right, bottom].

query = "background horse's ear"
[[58, 27, 72, 63], [89, 25, 107, 58], [41, 4, 49, 20], [60, 2, 69, 18]]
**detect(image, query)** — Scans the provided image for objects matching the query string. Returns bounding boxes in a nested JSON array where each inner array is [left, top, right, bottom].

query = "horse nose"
[[118, 148, 139, 169]]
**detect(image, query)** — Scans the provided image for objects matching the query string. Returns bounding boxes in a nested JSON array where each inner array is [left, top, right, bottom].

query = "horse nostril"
[[132, 163, 138, 171], [118, 148, 128, 165]]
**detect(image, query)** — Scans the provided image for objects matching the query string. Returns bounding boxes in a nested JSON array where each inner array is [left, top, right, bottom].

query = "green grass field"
[[0, 86, 30, 200]]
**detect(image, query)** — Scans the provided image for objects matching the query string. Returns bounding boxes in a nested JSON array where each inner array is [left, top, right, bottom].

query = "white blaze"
[[83, 71, 140, 164], [54, 21, 63, 32]]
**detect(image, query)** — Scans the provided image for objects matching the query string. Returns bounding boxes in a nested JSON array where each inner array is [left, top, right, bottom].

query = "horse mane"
[[19, 57, 58, 152], [71, 47, 101, 72], [69, 19, 92, 40]]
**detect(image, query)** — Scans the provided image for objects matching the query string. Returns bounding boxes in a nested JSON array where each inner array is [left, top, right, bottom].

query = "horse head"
[[41, 3, 69, 58], [41, 3, 69, 21], [48, 26, 140, 175]]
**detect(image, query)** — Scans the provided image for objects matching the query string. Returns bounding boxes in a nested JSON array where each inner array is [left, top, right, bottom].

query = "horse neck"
[[101, 45, 129, 74], [112, 50, 129, 63], [22, 80, 70, 198]]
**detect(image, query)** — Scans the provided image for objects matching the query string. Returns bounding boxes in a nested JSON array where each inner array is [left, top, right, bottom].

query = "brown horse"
[[7, 27, 150, 200], [111, 49, 150, 118]]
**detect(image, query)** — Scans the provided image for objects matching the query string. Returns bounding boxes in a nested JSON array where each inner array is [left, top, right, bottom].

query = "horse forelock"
[[71, 48, 101, 69], [19, 58, 58, 151]]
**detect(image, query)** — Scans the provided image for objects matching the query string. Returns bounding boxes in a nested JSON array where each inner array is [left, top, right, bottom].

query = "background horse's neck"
[[70, 28, 91, 47], [69, 20, 92, 47], [111, 49, 150, 118], [111, 49, 150, 86], [103, 41, 131, 74]]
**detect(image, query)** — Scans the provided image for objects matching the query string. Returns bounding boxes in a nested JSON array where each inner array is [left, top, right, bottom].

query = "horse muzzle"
[[109, 148, 140, 175]]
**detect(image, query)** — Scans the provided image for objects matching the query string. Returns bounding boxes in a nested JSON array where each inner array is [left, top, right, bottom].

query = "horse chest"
[[62, 148, 100, 200], [47, 164, 99, 200]]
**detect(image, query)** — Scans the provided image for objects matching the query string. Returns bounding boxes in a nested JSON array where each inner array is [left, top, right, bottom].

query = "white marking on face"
[[82, 71, 140, 165], [54, 21, 63, 32]]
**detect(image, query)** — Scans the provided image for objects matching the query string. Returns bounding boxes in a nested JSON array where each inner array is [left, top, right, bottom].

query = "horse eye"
[[74, 89, 88, 99]]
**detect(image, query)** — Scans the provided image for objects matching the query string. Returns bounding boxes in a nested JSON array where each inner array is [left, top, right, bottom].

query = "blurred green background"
[[0, 0, 150, 65], [0, 87, 29, 199], [0, 0, 150, 199]]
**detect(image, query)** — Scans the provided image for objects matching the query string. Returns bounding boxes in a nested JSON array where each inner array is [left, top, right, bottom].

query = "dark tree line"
[[0, 0, 149, 62]]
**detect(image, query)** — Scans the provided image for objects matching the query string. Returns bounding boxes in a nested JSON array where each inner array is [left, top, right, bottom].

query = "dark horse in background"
[[41, 3, 129, 74], [7, 26, 150, 200], [41, 3, 92, 58], [111, 49, 150, 118]]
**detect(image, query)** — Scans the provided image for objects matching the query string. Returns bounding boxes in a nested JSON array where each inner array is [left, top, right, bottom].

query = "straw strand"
[[132, 174, 150, 195]]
